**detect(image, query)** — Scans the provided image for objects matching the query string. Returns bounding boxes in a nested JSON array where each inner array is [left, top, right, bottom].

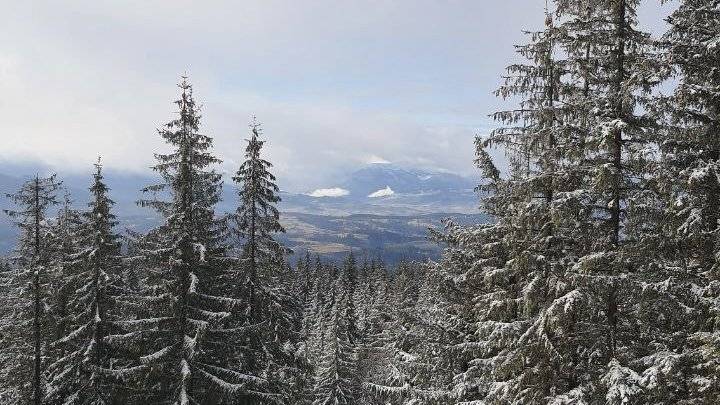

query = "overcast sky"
[[0, 1, 674, 192]]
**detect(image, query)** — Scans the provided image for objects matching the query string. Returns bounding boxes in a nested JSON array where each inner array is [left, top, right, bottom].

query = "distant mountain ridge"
[[339, 163, 475, 197], [281, 163, 479, 216], [0, 162, 483, 259]]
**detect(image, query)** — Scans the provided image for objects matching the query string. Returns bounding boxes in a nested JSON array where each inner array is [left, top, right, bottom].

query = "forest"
[[1, 0, 719, 404]]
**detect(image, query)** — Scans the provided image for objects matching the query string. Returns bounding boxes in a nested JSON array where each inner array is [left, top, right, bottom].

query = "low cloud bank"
[[368, 186, 394, 198], [308, 187, 350, 198]]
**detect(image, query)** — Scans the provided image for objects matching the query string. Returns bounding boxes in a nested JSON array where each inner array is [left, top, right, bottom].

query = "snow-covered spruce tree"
[[341, 252, 359, 347], [45, 160, 125, 404], [653, 1, 720, 401], [426, 210, 509, 404], [42, 192, 88, 401], [46, 193, 84, 356], [359, 262, 394, 403], [401, 8, 591, 402], [353, 258, 373, 334], [312, 276, 359, 405], [552, 0, 677, 402], [298, 252, 317, 343], [306, 257, 332, 368], [0, 261, 16, 405], [231, 117, 305, 403], [0, 256, 28, 405], [111, 77, 245, 404], [0, 174, 61, 405], [266, 260, 308, 405], [363, 261, 447, 404], [232, 117, 285, 275], [359, 260, 390, 343], [298, 256, 335, 404], [461, 4, 594, 402], [296, 251, 313, 308]]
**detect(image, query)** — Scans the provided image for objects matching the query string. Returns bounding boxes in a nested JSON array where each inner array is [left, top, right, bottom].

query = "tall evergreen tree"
[[45, 160, 124, 404], [655, 1, 720, 401], [363, 261, 446, 404], [473, 4, 585, 402], [233, 117, 285, 281], [312, 278, 358, 405], [1, 174, 61, 405], [307, 257, 332, 368], [46, 192, 85, 367], [109, 77, 243, 404], [231, 117, 304, 403], [435, 1, 671, 402], [558, 2, 673, 402], [341, 252, 359, 347]]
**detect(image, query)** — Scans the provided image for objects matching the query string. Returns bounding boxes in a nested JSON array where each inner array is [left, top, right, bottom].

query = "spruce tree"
[[341, 252, 359, 347], [559, 2, 673, 402], [231, 117, 303, 403], [45, 192, 85, 371], [232, 117, 285, 277], [364, 261, 446, 404], [656, 0, 720, 401], [45, 160, 124, 404], [473, 4, 586, 401], [307, 257, 331, 368], [109, 77, 243, 404], [312, 277, 358, 405], [1, 174, 61, 405], [298, 252, 317, 344]]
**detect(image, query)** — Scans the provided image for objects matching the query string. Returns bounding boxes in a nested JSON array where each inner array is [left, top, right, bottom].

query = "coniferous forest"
[[1, 0, 720, 404]]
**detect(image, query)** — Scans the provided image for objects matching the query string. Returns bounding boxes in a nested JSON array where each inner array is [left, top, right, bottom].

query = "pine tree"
[[364, 261, 447, 404], [109, 77, 243, 404], [1, 174, 61, 405], [558, 2, 674, 402], [312, 278, 358, 405], [471, 4, 586, 401], [655, 1, 720, 401], [45, 193, 85, 368], [232, 117, 285, 279], [341, 252, 359, 347], [231, 117, 304, 403], [45, 160, 124, 404]]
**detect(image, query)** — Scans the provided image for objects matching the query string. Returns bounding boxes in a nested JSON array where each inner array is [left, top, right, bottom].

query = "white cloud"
[[365, 155, 391, 164], [308, 187, 350, 198], [368, 186, 394, 198]]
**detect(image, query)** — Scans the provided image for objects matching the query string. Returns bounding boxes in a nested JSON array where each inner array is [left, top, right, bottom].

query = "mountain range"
[[0, 162, 484, 262], [283, 163, 479, 216]]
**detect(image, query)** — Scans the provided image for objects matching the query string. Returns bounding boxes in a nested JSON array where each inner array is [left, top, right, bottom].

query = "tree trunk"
[[606, 0, 627, 362], [33, 175, 42, 405]]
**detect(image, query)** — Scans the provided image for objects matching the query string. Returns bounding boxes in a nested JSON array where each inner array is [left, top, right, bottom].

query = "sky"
[[0, 1, 674, 192]]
